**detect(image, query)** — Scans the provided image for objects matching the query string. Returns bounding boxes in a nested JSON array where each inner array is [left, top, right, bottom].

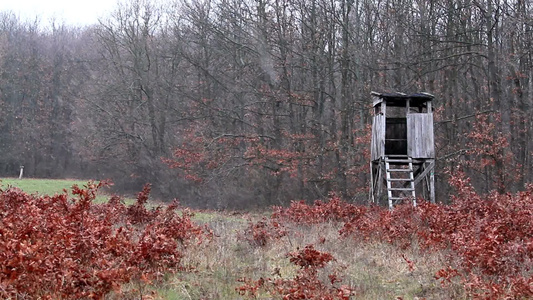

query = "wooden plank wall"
[[371, 114, 385, 161], [407, 113, 435, 158]]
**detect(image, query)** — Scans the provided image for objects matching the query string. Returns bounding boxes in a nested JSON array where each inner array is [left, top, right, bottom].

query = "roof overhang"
[[371, 91, 434, 107]]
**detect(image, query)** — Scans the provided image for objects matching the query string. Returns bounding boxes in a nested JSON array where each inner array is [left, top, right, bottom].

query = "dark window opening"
[[385, 118, 407, 155]]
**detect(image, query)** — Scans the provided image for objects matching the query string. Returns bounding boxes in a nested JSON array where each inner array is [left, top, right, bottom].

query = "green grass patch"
[[0, 178, 135, 204]]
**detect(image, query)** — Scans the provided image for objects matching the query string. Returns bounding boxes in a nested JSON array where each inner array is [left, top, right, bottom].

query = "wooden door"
[[407, 113, 434, 158]]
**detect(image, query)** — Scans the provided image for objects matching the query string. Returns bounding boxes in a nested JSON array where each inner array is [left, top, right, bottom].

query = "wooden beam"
[[413, 161, 435, 186], [430, 163, 435, 203], [369, 161, 374, 204]]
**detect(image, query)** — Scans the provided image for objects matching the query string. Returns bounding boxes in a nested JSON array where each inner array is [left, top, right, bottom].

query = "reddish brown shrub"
[[237, 245, 354, 299], [241, 218, 287, 247], [256, 171, 532, 299], [0, 182, 207, 299], [340, 172, 533, 299], [271, 192, 362, 224]]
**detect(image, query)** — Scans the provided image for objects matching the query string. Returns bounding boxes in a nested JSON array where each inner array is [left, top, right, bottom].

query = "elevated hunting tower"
[[369, 92, 435, 209]]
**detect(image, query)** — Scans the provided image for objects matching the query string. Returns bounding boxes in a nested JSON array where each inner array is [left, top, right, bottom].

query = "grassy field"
[[0, 178, 133, 204], [0, 178, 467, 299], [130, 215, 465, 299]]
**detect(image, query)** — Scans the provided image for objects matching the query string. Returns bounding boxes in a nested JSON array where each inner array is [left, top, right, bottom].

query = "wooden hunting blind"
[[369, 92, 435, 208]]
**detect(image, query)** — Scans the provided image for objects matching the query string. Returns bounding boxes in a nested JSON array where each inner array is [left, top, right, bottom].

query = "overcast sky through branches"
[[0, 0, 120, 26]]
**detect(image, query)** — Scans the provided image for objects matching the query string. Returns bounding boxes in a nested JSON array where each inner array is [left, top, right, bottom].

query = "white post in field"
[[19, 166, 24, 179]]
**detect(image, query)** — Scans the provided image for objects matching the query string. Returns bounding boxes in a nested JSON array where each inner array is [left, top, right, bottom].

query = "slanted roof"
[[371, 91, 434, 107]]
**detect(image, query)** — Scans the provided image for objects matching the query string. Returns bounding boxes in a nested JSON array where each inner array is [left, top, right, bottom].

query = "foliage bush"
[[237, 245, 353, 299], [0, 182, 208, 299], [264, 174, 533, 299], [1, 173, 531, 299], [271, 192, 362, 224], [241, 217, 287, 247]]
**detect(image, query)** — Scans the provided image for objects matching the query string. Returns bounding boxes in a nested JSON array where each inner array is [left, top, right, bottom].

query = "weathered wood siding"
[[371, 114, 385, 161], [407, 113, 434, 158]]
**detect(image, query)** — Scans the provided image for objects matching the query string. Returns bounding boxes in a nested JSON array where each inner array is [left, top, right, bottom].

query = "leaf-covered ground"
[[0, 176, 531, 299]]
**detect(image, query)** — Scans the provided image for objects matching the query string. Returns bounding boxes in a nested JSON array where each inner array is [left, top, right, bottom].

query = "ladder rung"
[[388, 168, 411, 172], [389, 197, 408, 200], [389, 188, 415, 191], [385, 159, 412, 163], [387, 178, 413, 182]]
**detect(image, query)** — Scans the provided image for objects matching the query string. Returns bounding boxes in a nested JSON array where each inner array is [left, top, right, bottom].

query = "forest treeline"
[[0, 0, 531, 208]]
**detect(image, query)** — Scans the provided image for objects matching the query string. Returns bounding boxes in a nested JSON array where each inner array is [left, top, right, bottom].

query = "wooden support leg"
[[429, 159, 435, 203], [376, 161, 384, 206], [369, 162, 374, 204]]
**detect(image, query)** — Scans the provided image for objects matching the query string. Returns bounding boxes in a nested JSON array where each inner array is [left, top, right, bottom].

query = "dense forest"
[[0, 0, 531, 208]]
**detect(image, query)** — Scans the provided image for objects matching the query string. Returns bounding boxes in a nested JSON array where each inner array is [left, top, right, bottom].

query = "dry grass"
[[0, 179, 470, 299], [135, 212, 466, 300]]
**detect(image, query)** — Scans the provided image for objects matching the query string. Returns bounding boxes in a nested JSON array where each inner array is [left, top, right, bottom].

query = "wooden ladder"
[[385, 156, 416, 209]]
